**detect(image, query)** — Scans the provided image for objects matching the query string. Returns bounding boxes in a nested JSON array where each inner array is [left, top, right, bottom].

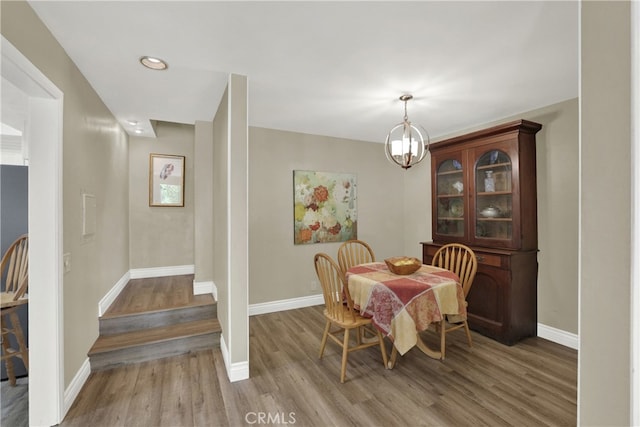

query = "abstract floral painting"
[[293, 170, 357, 244]]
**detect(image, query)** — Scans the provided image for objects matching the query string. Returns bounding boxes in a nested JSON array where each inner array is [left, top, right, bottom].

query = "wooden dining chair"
[[431, 243, 478, 359], [336, 239, 378, 342], [1, 234, 29, 386], [314, 253, 388, 383], [337, 239, 375, 276]]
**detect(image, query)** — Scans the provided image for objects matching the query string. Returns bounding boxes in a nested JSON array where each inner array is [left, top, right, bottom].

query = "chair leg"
[[463, 320, 473, 348], [2, 313, 16, 387], [9, 311, 28, 370], [440, 320, 446, 360], [340, 328, 350, 383], [389, 346, 398, 369], [319, 320, 331, 359], [1, 315, 16, 386]]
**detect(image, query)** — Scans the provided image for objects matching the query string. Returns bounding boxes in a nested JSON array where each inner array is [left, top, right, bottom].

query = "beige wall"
[[129, 122, 194, 269], [228, 74, 249, 364], [212, 75, 250, 369], [580, 2, 632, 425], [248, 127, 405, 305], [194, 121, 214, 282], [213, 86, 229, 345], [402, 154, 432, 258], [529, 99, 579, 334], [1, 1, 130, 386]]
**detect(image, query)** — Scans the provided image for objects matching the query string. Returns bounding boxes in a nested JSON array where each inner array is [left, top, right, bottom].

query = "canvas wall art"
[[293, 170, 357, 244]]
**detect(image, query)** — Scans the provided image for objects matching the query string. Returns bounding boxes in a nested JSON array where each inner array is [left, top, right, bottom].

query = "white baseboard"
[[220, 335, 249, 382], [129, 264, 195, 279], [248, 294, 324, 316], [193, 280, 217, 300], [538, 323, 579, 350], [98, 271, 130, 316], [63, 357, 91, 417], [229, 360, 249, 383]]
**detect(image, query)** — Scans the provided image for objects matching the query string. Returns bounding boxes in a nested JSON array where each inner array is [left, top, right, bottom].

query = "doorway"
[[1, 78, 29, 382], [1, 36, 64, 426]]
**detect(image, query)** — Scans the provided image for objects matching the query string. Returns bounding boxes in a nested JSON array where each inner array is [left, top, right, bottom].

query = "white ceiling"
[[27, 1, 578, 143]]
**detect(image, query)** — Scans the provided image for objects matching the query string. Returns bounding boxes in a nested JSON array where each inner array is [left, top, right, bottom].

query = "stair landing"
[[89, 274, 220, 371], [103, 274, 214, 317]]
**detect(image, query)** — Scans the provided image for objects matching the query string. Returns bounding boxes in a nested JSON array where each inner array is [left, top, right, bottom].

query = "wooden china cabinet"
[[421, 119, 542, 345]]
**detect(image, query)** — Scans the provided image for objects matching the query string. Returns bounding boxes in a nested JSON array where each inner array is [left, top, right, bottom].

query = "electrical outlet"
[[311, 280, 318, 291]]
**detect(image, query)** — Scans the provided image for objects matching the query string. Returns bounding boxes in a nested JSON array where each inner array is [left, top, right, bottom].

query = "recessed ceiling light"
[[134, 128, 143, 134], [139, 56, 168, 70], [127, 120, 138, 126]]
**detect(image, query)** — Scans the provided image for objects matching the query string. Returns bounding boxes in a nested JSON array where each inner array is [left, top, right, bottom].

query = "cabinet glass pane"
[[436, 159, 464, 237], [475, 150, 512, 240]]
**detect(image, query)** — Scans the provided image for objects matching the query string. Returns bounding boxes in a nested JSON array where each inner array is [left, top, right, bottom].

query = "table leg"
[[415, 334, 442, 360], [387, 333, 442, 369]]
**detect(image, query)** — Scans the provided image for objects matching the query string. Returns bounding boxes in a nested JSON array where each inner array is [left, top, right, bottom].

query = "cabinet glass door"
[[435, 158, 465, 237], [474, 150, 512, 241]]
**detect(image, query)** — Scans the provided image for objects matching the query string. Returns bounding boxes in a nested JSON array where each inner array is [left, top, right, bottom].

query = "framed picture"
[[293, 170, 357, 244], [149, 154, 185, 207]]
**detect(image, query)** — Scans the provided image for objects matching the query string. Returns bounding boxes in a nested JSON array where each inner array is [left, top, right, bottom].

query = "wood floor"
[[61, 305, 577, 427], [0, 376, 28, 427]]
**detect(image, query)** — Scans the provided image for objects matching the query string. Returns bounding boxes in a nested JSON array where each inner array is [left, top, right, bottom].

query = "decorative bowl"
[[480, 205, 501, 218], [385, 257, 422, 275]]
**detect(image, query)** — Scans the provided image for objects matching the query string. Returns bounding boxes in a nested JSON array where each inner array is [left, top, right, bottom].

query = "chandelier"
[[384, 94, 429, 169]]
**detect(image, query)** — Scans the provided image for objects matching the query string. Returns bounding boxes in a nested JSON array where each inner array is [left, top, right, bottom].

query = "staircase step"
[[88, 318, 221, 371], [99, 301, 217, 335], [89, 275, 222, 371]]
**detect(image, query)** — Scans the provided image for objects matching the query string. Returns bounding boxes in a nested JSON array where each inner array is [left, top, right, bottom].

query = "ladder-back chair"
[[431, 243, 478, 359], [314, 253, 388, 383]]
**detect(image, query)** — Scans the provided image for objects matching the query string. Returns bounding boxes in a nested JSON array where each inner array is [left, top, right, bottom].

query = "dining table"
[[346, 261, 466, 367]]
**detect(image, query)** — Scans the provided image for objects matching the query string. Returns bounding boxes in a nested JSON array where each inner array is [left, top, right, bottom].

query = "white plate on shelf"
[[450, 199, 463, 217]]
